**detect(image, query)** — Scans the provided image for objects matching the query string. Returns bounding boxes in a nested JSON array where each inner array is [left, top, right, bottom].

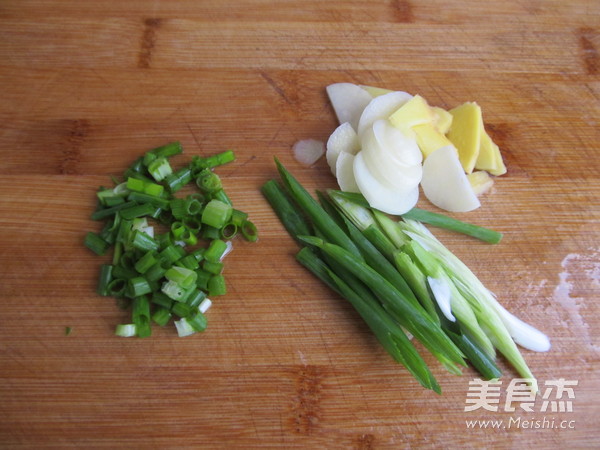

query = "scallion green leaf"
[[86, 143, 257, 339], [201, 199, 232, 229]]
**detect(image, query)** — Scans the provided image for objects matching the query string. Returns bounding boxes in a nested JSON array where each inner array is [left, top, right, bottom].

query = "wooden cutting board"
[[1, 1, 599, 447]]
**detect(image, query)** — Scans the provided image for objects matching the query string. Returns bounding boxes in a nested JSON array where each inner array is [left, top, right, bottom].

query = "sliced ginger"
[[446, 102, 483, 174]]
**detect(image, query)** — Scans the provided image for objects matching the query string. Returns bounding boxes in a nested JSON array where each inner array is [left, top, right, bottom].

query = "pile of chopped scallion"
[[85, 142, 258, 338], [262, 158, 549, 394]]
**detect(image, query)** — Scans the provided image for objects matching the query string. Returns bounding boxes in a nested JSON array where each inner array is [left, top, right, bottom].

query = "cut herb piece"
[[85, 143, 257, 338]]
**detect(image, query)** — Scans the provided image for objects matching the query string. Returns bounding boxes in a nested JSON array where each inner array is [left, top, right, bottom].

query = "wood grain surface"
[[1, 1, 599, 448]]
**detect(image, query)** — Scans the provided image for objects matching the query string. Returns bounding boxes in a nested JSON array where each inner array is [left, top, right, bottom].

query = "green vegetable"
[[261, 179, 312, 245], [299, 235, 465, 371], [115, 323, 137, 337], [84, 232, 110, 255], [263, 159, 546, 393], [85, 143, 258, 338], [275, 158, 361, 258], [202, 199, 232, 229], [296, 247, 441, 393], [402, 207, 503, 244], [240, 220, 258, 242], [191, 149, 235, 170], [329, 189, 503, 244], [399, 218, 543, 392], [446, 330, 502, 380]]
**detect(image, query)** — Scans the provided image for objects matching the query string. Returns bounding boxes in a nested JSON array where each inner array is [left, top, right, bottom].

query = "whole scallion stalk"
[[263, 159, 547, 393], [296, 247, 441, 393]]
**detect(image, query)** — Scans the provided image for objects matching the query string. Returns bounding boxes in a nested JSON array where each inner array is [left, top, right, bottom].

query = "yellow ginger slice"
[[476, 129, 507, 176], [413, 122, 454, 159], [446, 102, 483, 174]]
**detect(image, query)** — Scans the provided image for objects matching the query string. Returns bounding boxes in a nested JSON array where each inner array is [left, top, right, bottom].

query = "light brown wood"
[[1, 1, 599, 447]]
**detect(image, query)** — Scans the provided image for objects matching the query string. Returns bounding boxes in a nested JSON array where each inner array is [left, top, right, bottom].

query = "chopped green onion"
[[99, 215, 121, 245], [169, 198, 188, 219], [211, 189, 232, 206], [203, 261, 223, 275], [151, 291, 174, 309], [161, 280, 189, 301], [86, 143, 257, 339], [126, 177, 164, 197], [220, 223, 238, 240], [91, 201, 138, 221], [132, 296, 152, 337], [127, 191, 170, 209], [171, 221, 186, 239], [107, 278, 127, 297], [195, 269, 212, 290], [186, 289, 207, 308], [201, 199, 232, 229], [150, 141, 183, 159], [172, 301, 193, 318], [115, 323, 137, 337], [120, 203, 160, 220], [97, 264, 113, 296], [112, 264, 137, 281], [85, 232, 110, 255], [159, 244, 185, 265], [230, 208, 248, 227], [128, 277, 153, 297], [187, 310, 208, 332], [180, 228, 197, 246], [165, 266, 197, 289], [134, 251, 158, 274], [143, 151, 157, 166], [147, 156, 173, 182], [192, 149, 235, 170], [185, 197, 203, 216], [204, 239, 228, 263], [128, 156, 145, 173], [208, 274, 226, 296], [126, 177, 145, 193], [174, 317, 196, 337], [131, 230, 159, 252], [152, 307, 172, 326], [145, 261, 168, 282], [191, 249, 205, 262], [177, 254, 200, 270], [196, 169, 222, 193], [165, 166, 193, 192], [201, 225, 221, 240], [155, 232, 173, 250], [241, 220, 258, 242], [183, 216, 202, 233], [198, 298, 212, 314]]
